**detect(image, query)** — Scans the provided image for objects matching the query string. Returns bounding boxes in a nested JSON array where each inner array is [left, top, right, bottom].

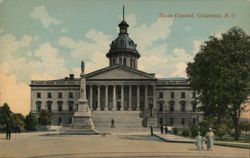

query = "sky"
[[0, 0, 249, 115]]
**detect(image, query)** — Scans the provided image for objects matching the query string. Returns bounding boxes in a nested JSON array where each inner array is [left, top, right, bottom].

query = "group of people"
[[160, 125, 168, 134], [195, 128, 215, 151]]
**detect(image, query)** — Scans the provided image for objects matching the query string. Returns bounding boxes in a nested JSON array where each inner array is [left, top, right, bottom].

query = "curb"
[[154, 134, 250, 149]]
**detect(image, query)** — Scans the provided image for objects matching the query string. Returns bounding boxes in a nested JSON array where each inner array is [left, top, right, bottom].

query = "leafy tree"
[[198, 120, 212, 136], [0, 103, 12, 127], [214, 123, 230, 139], [39, 110, 52, 130], [25, 113, 38, 131], [239, 121, 250, 134], [187, 27, 250, 140], [189, 124, 199, 137], [12, 113, 25, 132]]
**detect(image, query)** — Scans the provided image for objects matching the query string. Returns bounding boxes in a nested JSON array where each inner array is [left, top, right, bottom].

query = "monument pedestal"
[[60, 104, 98, 135]]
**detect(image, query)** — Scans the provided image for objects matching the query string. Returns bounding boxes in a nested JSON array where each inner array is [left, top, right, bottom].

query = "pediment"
[[86, 65, 155, 80]]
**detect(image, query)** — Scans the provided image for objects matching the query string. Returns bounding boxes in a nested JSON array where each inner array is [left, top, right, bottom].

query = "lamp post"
[[148, 97, 153, 136]]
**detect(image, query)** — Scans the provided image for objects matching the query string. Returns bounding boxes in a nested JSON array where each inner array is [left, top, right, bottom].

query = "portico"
[[87, 83, 155, 111]]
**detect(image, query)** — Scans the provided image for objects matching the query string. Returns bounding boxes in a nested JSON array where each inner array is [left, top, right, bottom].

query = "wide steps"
[[92, 111, 147, 133]]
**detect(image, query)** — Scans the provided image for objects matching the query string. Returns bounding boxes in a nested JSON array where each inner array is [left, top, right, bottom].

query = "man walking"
[[5, 123, 12, 140]]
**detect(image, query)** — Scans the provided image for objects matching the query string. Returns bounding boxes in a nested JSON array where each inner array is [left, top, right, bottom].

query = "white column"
[[129, 85, 132, 110], [105, 85, 108, 111], [121, 85, 124, 111], [145, 85, 148, 109], [97, 85, 101, 110], [90, 85, 93, 110], [113, 85, 116, 111], [137, 85, 140, 110]]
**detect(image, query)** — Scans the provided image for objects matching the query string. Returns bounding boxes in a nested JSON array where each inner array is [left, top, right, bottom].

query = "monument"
[[60, 61, 97, 135]]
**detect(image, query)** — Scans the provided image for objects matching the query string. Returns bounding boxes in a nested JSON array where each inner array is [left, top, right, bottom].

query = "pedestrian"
[[206, 128, 215, 151], [164, 125, 168, 134], [111, 118, 115, 128], [5, 124, 12, 140], [202, 136, 206, 150], [160, 125, 163, 134], [195, 132, 203, 150]]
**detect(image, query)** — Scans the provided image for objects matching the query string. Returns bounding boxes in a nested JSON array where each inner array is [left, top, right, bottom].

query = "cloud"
[[0, 34, 32, 60], [30, 6, 62, 28], [127, 14, 173, 51], [59, 29, 112, 60], [0, 62, 30, 115], [212, 32, 223, 39], [0, 33, 70, 114]]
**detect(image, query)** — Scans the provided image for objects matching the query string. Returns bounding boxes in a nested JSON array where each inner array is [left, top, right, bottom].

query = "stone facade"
[[30, 12, 203, 129]]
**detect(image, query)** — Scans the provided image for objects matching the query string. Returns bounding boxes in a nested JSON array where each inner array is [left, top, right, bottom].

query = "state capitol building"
[[30, 11, 203, 131]]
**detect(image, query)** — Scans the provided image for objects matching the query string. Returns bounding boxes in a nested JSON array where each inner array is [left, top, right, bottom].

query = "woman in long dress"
[[206, 128, 215, 151]]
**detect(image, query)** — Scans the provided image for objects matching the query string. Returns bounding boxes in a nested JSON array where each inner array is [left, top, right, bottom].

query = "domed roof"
[[106, 20, 140, 58]]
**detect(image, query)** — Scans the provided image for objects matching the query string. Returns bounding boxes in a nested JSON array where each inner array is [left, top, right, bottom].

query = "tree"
[[25, 113, 38, 131], [187, 27, 250, 140], [12, 113, 25, 132], [39, 110, 52, 130], [214, 123, 230, 139], [239, 121, 250, 134], [0, 103, 12, 127]]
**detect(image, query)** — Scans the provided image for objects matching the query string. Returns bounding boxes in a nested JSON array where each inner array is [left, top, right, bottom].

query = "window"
[[192, 91, 196, 98], [192, 102, 197, 112], [112, 58, 116, 65], [130, 58, 133, 67], [181, 102, 186, 112], [159, 92, 163, 98], [37, 92, 41, 98], [69, 92, 74, 98], [169, 101, 175, 112], [58, 92, 62, 98], [36, 101, 41, 111], [123, 58, 127, 66], [119, 58, 122, 64], [181, 92, 185, 98], [68, 101, 74, 111], [58, 117, 62, 125], [192, 118, 196, 125], [46, 101, 52, 112], [159, 103, 163, 112], [181, 118, 185, 125], [57, 101, 63, 112], [47, 92, 52, 98], [171, 92, 174, 98], [69, 117, 72, 124], [170, 118, 174, 125]]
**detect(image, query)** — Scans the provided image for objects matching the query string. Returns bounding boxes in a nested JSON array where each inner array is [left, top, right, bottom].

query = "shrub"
[[173, 127, 178, 135], [182, 128, 190, 137]]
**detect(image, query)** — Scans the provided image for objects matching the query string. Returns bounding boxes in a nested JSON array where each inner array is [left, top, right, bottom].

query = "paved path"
[[154, 132, 250, 148], [0, 132, 249, 158]]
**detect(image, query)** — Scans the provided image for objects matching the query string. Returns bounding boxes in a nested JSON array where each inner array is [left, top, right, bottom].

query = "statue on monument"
[[81, 60, 85, 74]]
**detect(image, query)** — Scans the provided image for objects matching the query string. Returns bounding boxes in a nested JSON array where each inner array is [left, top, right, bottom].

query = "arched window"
[[169, 101, 175, 112], [57, 101, 63, 112], [123, 58, 126, 65], [112, 58, 116, 65], [119, 58, 122, 64], [180, 101, 186, 112], [36, 101, 42, 111], [68, 101, 74, 111], [46, 101, 52, 112]]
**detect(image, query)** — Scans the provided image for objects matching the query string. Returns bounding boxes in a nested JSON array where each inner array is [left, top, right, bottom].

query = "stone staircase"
[[92, 111, 148, 133]]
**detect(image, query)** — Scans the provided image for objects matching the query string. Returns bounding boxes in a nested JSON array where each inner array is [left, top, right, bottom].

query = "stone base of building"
[[60, 111, 98, 135]]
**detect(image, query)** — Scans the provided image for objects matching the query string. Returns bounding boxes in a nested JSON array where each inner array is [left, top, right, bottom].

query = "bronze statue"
[[81, 61, 85, 73]]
